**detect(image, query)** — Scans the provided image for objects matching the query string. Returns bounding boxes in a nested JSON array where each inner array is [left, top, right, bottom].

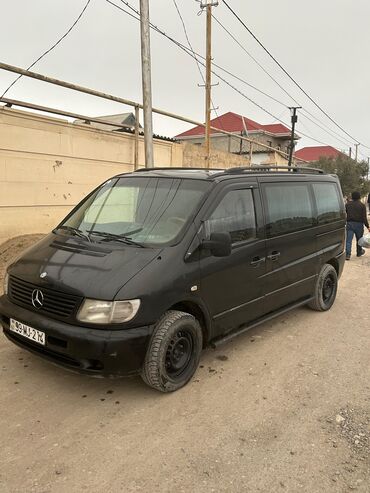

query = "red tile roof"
[[175, 111, 291, 138], [294, 145, 342, 162], [260, 123, 291, 135]]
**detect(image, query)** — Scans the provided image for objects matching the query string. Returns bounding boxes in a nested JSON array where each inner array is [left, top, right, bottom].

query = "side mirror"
[[202, 232, 232, 257]]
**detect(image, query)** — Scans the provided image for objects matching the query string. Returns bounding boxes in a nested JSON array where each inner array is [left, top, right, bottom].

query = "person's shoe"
[[357, 248, 366, 257], [346, 254, 351, 260]]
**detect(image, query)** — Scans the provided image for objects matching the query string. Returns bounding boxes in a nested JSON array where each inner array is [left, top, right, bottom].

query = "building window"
[[267, 140, 273, 148]]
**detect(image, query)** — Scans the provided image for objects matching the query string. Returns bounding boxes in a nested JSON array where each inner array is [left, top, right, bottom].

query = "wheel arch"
[[169, 300, 211, 348], [326, 257, 339, 275]]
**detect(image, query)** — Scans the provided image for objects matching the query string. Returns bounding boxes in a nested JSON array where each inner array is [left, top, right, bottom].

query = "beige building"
[[0, 107, 250, 243]]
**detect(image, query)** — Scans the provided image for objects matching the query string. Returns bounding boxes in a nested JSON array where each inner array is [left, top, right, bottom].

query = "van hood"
[[8, 233, 162, 300]]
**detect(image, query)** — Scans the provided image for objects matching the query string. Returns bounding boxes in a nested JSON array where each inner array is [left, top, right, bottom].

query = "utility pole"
[[201, 0, 218, 168], [139, 0, 154, 168], [349, 147, 352, 159], [288, 106, 301, 167], [354, 143, 360, 162]]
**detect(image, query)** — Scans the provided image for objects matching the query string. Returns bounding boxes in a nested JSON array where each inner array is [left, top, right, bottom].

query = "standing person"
[[367, 192, 370, 214], [346, 191, 369, 260]]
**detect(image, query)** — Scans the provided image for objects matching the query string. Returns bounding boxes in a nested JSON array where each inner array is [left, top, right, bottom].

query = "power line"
[[299, 113, 352, 148], [173, 1, 269, 157], [212, 14, 295, 107], [1, 0, 92, 98], [108, 0, 288, 120], [170, 2, 356, 151], [222, 0, 361, 145], [107, 1, 345, 156], [171, 0, 220, 118], [118, 0, 287, 108], [107, 0, 346, 155], [212, 12, 354, 148], [300, 108, 353, 147]]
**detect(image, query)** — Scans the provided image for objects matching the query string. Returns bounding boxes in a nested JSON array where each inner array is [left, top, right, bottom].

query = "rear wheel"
[[141, 310, 203, 392], [308, 264, 338, 311]]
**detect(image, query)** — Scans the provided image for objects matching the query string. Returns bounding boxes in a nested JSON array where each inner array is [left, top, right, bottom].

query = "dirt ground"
[[0, 236, 369, 493]]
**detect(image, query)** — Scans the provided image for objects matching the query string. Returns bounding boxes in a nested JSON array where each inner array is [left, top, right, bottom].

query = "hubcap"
[[165, 330, 193, 378], [323, 274, 335, 303]]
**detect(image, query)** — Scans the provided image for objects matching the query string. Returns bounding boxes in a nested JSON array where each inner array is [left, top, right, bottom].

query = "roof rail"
[[224, 165, 325, 175], [133, 167, 223, 173]]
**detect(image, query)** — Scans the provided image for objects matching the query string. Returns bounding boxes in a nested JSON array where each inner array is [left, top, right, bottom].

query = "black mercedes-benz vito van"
[[1, 166, 346, 392]]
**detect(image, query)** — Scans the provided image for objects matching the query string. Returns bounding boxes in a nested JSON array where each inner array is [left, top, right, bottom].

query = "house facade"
[[175, 111, 300, 165]]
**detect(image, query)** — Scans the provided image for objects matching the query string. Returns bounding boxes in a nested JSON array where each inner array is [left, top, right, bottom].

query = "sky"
[[0, 0, 369, 157]]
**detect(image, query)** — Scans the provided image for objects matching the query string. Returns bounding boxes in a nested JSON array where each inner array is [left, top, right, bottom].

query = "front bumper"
[[0, 295, 152, 377]]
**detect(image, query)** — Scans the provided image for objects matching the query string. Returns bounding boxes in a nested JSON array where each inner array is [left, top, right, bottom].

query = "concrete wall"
[[0, 108, 250, 243], [182, 142, 250, 169], [178, 133, 291, 165]]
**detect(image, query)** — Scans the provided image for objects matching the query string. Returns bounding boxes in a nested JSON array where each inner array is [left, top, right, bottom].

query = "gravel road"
[[0, 236, 369, 493]]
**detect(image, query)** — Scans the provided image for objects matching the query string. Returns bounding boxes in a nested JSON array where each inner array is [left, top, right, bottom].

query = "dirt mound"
[[0, 234, 45, 293]]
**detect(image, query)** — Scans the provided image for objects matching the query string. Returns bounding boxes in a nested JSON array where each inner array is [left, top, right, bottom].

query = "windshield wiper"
[[55, 226, 91, 242], [86, 229, 146, 248]]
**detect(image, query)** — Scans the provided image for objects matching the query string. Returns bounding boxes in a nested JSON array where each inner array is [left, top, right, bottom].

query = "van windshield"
[[58, 176, 210, 246]]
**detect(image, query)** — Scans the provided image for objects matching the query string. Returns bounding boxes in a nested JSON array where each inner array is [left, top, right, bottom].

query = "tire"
[[308, 264, 338, 311], [141, 310, 203, 393]]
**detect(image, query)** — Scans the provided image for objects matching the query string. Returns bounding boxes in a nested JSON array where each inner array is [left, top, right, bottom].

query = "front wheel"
[[308, 264, 338, 311], [141, 310, 203, 392]]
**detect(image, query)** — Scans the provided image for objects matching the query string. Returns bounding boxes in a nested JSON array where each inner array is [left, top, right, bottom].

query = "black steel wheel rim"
[[165, 329, 194, 379], [323, 273, 335, 303]]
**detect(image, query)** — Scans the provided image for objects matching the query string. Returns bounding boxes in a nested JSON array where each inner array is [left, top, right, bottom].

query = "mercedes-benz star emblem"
[[31, 289, 44, 309]]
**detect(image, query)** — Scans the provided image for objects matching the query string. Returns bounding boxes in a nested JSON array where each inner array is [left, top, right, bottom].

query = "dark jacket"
[[346, 200, 369, 228]]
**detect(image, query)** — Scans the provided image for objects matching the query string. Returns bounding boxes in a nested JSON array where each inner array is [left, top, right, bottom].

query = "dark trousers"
[[346, 221, 364, 257]]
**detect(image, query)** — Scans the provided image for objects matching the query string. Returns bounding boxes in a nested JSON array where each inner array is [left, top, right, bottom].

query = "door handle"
[[250, 256, 266, 266], [267, 251, 281, 261]]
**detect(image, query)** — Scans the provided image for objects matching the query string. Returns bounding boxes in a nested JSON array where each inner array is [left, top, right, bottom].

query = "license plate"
[[9, 319, 46, 346]]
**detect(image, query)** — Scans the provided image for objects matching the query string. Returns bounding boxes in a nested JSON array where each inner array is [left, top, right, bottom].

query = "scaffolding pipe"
[[0, 62, 307, 164]]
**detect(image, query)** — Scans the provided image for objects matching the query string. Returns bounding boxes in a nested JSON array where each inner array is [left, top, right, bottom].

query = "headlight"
[[3, 272, 9, 295], [77, 299, 140, 324]]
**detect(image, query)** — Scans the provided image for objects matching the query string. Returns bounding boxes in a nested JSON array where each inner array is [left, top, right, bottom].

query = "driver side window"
[[205, 189, 257, 244]]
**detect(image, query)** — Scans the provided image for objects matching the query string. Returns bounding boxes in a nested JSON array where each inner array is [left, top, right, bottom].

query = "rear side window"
[[263, 183, 314, 237], [205, 189, 256, 244], [312, 183, 342, 224]]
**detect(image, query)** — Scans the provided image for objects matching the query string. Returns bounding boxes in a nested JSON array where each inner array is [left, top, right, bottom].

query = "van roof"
[[118, 166, 332, 182]]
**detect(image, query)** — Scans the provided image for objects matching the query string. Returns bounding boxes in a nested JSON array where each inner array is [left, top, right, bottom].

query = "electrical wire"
[[212, 12, 355, 149], [171, 0, 220, 118], [109, 0, 288, 120], [172, 0, 262, 153], [212, 14, 295, 107], [299, 113, 352, 148], [1, 0, 92, 98], [118, 0, 287, 108], [106, 0, 342, 159], [222, 0, 362, 145]]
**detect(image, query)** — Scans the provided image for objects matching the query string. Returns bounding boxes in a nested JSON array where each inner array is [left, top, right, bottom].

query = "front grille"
[[8, 276, 82, 320]]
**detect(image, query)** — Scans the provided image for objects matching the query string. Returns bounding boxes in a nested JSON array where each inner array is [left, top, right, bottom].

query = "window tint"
[[264, 183, 314, 237], [313, 183, 342, 224], [205, 189, 256, 244]]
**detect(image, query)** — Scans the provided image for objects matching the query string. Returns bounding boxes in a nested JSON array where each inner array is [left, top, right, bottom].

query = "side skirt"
[[211, 296, 314, 348]]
